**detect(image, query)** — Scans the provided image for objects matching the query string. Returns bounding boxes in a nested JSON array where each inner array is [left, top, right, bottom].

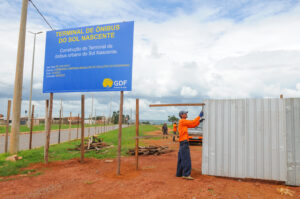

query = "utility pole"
[[10, 0, 29, 154], [27, 31, 42, 127]]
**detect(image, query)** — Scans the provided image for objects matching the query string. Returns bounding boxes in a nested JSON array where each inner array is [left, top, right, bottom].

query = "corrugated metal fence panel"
[[286, 98, 300, 186], [202, 98, 287, 182]]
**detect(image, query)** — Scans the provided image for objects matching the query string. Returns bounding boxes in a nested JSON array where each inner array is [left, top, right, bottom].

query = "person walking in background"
[[162, 123, 168, 139], [172, 122, 177, 142], [176, 110, 204, 180]]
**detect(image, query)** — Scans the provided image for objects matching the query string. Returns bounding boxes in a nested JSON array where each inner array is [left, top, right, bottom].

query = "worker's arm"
[[181, 116, 201, 128]]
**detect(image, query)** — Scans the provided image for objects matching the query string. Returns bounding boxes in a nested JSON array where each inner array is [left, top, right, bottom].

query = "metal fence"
[[202, 98, 300, 186]]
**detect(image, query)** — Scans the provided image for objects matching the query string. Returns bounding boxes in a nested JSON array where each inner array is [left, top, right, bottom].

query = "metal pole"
[[9, 0, 29, 154], [5, 100, 12, 153], [135, 99, 139, 170], [81, 95, 85, 163], [117, 91, 124, 175], [29, 105, 34, 149], [27, 31, 42, 127]]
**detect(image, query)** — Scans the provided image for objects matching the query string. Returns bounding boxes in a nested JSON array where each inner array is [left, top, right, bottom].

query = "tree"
[[111, 111, 119, 124], [111, 111, 129, 124], [168, 115, 179, 123]]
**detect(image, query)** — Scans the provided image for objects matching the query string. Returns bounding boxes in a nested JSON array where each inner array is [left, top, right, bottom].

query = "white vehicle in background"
[[188, 119, 204, 144]]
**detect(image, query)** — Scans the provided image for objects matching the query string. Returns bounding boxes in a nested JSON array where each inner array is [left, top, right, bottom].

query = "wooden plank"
[[5, 100, 11, 153], [149, 103, 205, 107]]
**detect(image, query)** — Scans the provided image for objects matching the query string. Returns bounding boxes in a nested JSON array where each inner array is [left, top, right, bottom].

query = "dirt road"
[[1, 130, 300, 199]]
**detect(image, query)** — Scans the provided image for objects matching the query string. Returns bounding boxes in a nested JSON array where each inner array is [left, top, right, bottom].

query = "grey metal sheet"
[[286, 98, 300, 186], [202, 98, 287, 182]]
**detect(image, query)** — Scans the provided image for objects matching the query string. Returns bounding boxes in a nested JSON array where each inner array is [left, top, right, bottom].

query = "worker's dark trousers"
[[173, 131, 176, 142], [176, 140, 191, 177]]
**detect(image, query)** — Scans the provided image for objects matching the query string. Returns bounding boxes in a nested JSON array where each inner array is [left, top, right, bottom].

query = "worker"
[[176, 110, 204, 180], [162, 123, 168, 139], [172, 122, 177, 142]]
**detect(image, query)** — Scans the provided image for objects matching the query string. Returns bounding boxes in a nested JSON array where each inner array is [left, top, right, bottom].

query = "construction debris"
[[5, 155, 23, 162], [127, 145, 172, 156], [277, 187, 295, 197], [68, 136, 109, 152]]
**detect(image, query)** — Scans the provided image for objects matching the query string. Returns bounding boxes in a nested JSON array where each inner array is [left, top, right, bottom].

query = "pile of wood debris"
[[127, 145, 172, 156], [68, 136, 109, 152]]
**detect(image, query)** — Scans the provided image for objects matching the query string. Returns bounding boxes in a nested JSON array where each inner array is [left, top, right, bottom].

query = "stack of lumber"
[[127, 145, 172, 156], [68, 136, 108, 151]]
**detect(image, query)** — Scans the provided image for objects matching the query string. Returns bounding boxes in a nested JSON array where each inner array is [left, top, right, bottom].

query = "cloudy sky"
[[0, 0, 300, 120]]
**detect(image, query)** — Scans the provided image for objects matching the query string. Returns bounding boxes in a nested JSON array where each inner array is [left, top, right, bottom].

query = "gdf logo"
[[102, 78, 113, 88], [114, 80, 127, 87]]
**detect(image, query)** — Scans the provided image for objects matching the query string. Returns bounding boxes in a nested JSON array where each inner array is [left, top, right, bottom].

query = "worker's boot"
[[182, 176, 194, 180]]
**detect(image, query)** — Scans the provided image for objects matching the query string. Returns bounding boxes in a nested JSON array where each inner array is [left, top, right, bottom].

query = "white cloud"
[[180, 86, 198, 97], [1, 0, 300, 120]]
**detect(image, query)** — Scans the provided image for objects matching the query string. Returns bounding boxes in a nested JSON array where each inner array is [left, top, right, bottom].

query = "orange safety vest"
[[173, 123, 177, 132], [178, 116, 200, 142]]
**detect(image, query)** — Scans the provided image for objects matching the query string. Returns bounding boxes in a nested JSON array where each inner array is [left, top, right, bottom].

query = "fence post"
[[5, 100, 11, 153], [77, 113, 79, 139], [135, 99, 139, 170], [29, 105, 34, 149], [58, 109, 61, 144], [68, 112, 72, 141]]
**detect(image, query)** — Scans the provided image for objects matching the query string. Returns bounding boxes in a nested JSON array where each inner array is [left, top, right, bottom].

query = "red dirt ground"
[[1, 130, 300, 199]]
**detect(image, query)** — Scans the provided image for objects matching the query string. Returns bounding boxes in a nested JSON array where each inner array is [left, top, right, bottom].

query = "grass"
[[0, 125, 159, 177], [0, 123, 113, 134]]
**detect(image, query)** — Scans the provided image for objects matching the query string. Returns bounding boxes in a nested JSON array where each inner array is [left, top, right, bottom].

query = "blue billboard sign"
[[43, 21, 134, 93]]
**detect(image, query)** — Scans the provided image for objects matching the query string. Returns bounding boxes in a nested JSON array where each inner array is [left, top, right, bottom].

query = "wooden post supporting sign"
[[81, 95, 85, 163], [117, 91, 124, 175], [44, 99, 49, 160], [44, 93, 53, 164]]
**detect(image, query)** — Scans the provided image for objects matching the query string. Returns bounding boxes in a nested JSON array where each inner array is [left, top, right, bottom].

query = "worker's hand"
[[199, 111, 204, 117]]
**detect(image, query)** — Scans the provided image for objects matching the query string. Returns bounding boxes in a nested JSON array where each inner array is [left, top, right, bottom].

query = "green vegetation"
[[0, 123, 110, 134], [168, 115, 179, 123], [0, 125, 159, 177]]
